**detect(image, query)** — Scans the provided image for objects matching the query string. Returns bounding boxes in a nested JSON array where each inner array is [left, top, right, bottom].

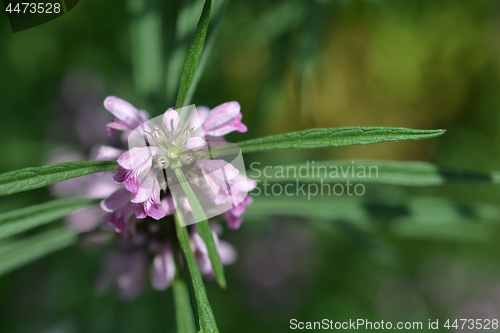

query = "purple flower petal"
[[106, 119, 132, 135], [132, 203, 147, 219], [186, 137, 206, 150], [100, 188, 131, 213], [202, 102, 247, 136], [144, 199, 166, 220], [218, 240, 237, 265], [202, 102, 240, 131], [151, 243, 175, 290], [117, 147, 158, 170], [96, 146, 126, 161], [224, 195, 253, 229], [197, 159, 239, 181], [131, 170, 159, 203], [161, 196, 176, 215], [192, 231, 208, 255], [65, 206, 105, 233], [224, 211, 242, 230], [86, 178, 121, 198], [104, 96, 142, 127], [116, 250, 147, 300], [105, 211, 128, 232], [163, 108, 179, 132]]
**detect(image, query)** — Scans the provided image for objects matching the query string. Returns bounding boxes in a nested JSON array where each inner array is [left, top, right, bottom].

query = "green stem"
[[174, 211, 219, 332], [173, 262, 197, 333]]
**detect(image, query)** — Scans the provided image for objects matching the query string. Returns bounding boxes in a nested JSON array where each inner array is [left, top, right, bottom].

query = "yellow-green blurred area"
[[2, 0, 500, 332]]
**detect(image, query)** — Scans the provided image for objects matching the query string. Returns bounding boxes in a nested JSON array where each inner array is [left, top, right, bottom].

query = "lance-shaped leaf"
[[183, 0, 228, 106], [249, 160, 500, 186], [175, 0, 212, 109], [0, 161, 117, 196], [168, 0, 226, 106], [173, 266, 197, 333], [174, 211, 219, 333], [0, 198, 99, 240], [211, 127, 445, 156], [0, 227, 77, 277], [174, 168, 226, 289]]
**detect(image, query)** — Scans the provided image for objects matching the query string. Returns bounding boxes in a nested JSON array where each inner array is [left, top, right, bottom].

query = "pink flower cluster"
[[100, 96, 256, 233], [51, 96, 256, 298]]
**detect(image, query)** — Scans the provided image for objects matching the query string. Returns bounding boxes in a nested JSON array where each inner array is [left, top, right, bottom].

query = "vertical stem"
[[172, 262, 197, 333], [174, 211, 219, 332]]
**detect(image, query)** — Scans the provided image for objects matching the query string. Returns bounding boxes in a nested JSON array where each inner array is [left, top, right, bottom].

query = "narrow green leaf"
[[0, 161, 117, 196], [173, 266, 197, 333], [0, 198, 99, 240], [183, 0, 228, 106], [211, 127, 445, 156], [174, 211, 219, 333], [166, 0, 205, 104], [0, 227, 77, 277], [174, 168, 226, 289], [175, 0, 212, 109], [249, 160, 500, 186]]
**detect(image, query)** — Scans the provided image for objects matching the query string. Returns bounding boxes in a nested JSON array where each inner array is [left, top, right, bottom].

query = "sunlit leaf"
[[0, 161, 117, 196], [211, 127, 445, 156]]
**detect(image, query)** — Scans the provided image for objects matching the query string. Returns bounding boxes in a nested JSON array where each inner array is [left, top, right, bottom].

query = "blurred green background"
[[2, 0, 500, 332]]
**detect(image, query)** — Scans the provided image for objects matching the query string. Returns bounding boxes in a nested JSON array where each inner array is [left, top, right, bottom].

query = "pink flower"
[[195, 159, 240, 204], [104, 96, 149, 136], [150, 242, 176, 290], [114, 147, 159, 192], [225, 195, 253, 229], [191, 224, 237, 278], [201, 102, 247, 137], [105, 96, 254, 227], [100, 188, 136, 232], [95, 249, 147, 300], [96, 145, 126, 161], [65, 206, 106, 233]]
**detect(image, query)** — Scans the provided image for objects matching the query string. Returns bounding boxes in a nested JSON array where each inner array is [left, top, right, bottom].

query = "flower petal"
[[161, 196, 176, 215], [100, 188, 131, 213], [202, 102, 247, 136], [224, 211, 242, 230], [117, 147, 158, 170], [186, 137, 206, 150], [163, 108, 179, 132], [106, 119, 133, 135], [202, 102, 240, 131], [104, 96, 142, 128], [218, 240, 237, 265], [96, 146, 126, 161], [151, 244, 175, 290]]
